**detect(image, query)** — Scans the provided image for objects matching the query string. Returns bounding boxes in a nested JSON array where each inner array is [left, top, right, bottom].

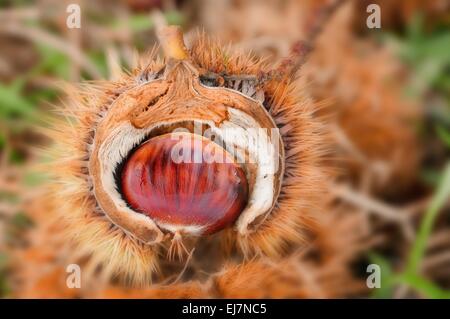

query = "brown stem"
[[261, 0, 346, 83], [157, 25, 189, 60]]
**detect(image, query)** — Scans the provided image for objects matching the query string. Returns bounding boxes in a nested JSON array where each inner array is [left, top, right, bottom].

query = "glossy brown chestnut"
[[120, 133, 249, 235]]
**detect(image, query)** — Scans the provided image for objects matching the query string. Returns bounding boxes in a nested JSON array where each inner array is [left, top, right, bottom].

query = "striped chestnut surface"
[[120, 132, 249, 235]]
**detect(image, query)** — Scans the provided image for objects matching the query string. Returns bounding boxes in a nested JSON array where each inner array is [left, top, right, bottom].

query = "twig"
[[0, 7, 40, 21], [332, 183, 409, 222], [331, 183, 415, 240], [422, 251, 450, 274], [259, 0, 346, 83], [0, 23, 102, 79], [288, 0, 346, 77], [426, 230, 450, 250]]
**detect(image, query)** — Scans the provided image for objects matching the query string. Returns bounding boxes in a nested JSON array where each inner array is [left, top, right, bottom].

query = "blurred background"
[[0, 0, 449, 298]]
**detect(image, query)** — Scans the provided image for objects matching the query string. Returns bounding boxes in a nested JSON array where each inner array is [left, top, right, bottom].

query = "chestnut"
[[120, 132, 249, 235]]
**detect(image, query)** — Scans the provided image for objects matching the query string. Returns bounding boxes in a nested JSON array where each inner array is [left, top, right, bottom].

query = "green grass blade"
[[406, 162, 450, 275], [399, 273, 450, 299]]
